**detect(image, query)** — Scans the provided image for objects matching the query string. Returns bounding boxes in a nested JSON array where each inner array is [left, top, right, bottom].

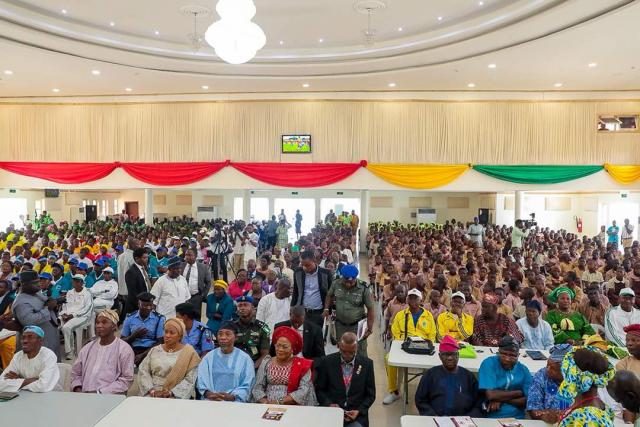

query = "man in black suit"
[[271, 305, 325, 361], [314, 332, 376, 427], [182, 248, 212, 317], [291, 250, 332, 328], [124, 248, 151, 315]]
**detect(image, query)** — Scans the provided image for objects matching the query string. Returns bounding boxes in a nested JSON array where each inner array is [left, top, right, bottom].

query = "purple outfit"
[[71, 338, 134, 394]]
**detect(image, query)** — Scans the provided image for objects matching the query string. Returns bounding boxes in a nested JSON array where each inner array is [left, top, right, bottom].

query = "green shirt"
[[328, 279, 374, 324], [233, 318, 270, 361], [544, 310, 595, 344]]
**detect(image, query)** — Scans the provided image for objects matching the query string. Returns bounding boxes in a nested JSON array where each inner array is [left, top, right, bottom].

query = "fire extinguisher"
[[575, 216, 583, 233]]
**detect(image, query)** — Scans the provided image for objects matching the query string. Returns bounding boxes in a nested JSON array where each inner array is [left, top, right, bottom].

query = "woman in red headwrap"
[[251, 326, 316, 406]]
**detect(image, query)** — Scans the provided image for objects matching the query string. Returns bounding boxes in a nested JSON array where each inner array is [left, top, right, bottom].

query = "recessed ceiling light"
[[125, 88, 132, 92], [52, 88, 60, 93], [279, 40, 284, 45], [467, 83, 476, 88], [478, 1, 484, 5], [318, 38, 324, 43], [397, 27, 403, 32], [154, 30, 160, 36], [588, 62, 598, 68], [201, 85, 209, 90], [3, 70, 13, 75], [554, 82, 563, 87], [109, 21, 115, 27], [488, 63, 497, 69], [61, 9, 67, 15], [302, 83, 310, 88], [437, 16, 443, 21], [388, 83, 396, 88], [91, 70, 101, 76]]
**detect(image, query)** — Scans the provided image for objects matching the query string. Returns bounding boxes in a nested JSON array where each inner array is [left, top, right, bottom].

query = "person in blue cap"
[[323, 264, 375, 357], [150, 256, 190, 318], [527, 343, 573, 423], [233, 295, 270, 370], [51, 263, 70, 295], [121, 292, 165, 366], [38, 272, 55, 298]]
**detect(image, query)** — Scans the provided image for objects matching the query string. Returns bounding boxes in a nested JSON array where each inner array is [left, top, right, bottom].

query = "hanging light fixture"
[[205, 0, 266, 64]]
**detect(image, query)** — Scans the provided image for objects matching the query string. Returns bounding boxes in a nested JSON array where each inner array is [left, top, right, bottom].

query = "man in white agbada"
[[605, 288, 640, 347], [467, 217, 485, 247], [256, 277, 292, 336], [60, 274, 94, 360], [150, 256, 190, 318], [0, 325, 59, 392], [89, 267, 118, 310]]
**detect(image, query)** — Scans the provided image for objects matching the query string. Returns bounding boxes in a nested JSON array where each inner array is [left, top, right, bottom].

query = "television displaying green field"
[[282, 135, 311, 153]]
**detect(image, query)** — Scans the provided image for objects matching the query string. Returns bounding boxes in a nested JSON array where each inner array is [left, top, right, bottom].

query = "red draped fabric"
[[0, 162, 117, 184], [231, 161, 364, 187], [121, 162, 228, 185]]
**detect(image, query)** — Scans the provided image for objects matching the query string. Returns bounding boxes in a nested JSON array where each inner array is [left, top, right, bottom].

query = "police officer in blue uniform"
[[121, 292, 165, 365], [175, 302, 214, 356]]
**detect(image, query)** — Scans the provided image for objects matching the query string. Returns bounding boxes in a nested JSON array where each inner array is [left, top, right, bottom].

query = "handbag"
[[400, 311, 435, 355], [458, 343, 477, 359]]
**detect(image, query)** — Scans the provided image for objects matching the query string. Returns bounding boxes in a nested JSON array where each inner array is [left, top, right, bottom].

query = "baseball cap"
[[407, 289, 423, 300], [451, 291, 466, 302]]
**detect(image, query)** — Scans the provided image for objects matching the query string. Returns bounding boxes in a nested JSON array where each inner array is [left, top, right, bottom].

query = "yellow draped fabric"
[[366, 164, 470, 189], [604, 164, 640, 185]]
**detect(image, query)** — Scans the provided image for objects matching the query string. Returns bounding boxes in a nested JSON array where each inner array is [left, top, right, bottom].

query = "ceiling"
[[0, 0, 639, 99]]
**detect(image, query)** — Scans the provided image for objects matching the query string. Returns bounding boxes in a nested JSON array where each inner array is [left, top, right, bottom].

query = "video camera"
[[522, 213, 537, 228]]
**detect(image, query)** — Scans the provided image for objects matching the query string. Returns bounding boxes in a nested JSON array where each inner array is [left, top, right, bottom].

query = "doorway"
[[124, 201, 139, 219], [600, 201, 639, 242], [274, 198, 316, 242]]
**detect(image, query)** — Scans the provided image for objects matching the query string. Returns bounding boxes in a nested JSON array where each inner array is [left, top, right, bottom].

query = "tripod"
[[211, 231, 235, 282]]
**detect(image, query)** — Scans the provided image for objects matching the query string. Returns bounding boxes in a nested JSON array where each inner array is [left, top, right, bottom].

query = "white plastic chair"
[[56, 363, 71, 391]]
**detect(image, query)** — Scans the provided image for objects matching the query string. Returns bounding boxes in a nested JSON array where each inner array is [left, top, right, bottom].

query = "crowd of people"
[[1, 211, 640, 426]]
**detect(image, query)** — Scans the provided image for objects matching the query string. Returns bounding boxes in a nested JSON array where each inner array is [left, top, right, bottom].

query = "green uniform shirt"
[[233, 318, 270, 361], [328, 279, 374, 324]]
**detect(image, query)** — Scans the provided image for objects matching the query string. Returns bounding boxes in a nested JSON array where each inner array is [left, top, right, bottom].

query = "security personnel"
[[121, 292, 165, 366], [323, 264, 375, 357], [175, 301, 214, 356], [233, 295, 270, 370]]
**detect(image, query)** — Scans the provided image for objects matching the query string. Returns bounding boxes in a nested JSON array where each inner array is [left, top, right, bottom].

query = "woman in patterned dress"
[[251, 326, 316, 406]]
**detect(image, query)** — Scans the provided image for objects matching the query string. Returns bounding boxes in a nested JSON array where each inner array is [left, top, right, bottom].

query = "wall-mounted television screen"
[[282, 135, 311, 153]]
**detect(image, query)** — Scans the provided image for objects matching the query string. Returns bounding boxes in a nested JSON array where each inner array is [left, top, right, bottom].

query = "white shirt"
[[605, 306, 640, 347], [0, 347, 60, 392], [150, 274, 191, 318], [341, 248, 354, 264], [256, 293, 292, 336], [117, 249, 135, 295], [622, 224, 634, 239], [89, 279, 118, 305], [60, 287, 93, 319], [184, 262, 199, 296], [244, 233, 258, 261], [467, 224, 484, 245], [77, 257, 93, 269]]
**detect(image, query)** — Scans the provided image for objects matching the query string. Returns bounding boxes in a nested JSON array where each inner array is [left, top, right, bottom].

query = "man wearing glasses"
[[478, 335, 532, 419], [414, 335, 483, 416]]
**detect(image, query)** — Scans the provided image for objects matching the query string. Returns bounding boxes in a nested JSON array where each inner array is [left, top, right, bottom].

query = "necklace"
[[165, 345, 178, 353]]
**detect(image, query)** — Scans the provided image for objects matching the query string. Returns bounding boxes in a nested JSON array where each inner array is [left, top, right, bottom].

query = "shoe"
[[383, 392, 400, 405]]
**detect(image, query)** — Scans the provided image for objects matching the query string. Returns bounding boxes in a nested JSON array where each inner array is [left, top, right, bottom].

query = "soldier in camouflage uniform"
[[233, 295, 270, 369]]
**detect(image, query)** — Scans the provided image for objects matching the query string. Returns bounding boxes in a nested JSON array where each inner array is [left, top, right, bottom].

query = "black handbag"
[[400, 311, 435, 355]]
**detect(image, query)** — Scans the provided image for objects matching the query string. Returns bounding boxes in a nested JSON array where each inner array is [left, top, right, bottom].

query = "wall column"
[[268, 197, 275, 220], [315, 197, 322, 227], [359, 190, 370, 254], [243, 190, 251, 223], [514, 190, 525, 222], [144, 189, 153, 226]]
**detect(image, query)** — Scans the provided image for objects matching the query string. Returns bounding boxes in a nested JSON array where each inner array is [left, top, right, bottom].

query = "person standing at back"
[[182, 248, 211, 317], [292, 250, 332, 328], [124, 247, 150, 315], [608, 220, 620, 249], [117, 238, 137, 306]]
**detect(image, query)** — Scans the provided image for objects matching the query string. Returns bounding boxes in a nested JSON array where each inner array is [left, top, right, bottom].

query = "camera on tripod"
[[523, 213, 537, 228]]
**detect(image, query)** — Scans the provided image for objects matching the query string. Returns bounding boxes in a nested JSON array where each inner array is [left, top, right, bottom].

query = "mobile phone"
[[526, 350, 548, 360], [0, 392, 19, 401]]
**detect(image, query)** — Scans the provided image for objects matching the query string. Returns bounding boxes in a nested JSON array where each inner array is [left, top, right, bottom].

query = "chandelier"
[[205, 0, 266, 65]]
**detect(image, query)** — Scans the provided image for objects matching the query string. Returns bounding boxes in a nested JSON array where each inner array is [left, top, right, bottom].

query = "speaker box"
[[85, 205, 97, 222], [478, 208, 489, 225]]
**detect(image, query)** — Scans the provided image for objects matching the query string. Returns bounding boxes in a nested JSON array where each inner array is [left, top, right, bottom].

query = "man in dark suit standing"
[[124, 248, 151, 315], [182, 248, 211, 317], [272, 305, 325, 361], [314, 332, 376, 427], [291, 250, 332, 328]]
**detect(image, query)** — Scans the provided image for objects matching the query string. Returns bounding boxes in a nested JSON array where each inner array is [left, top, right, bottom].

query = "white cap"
[[407, 288, 423, 300], [620, 288, 635, 297], [102, 267, 114, 274], [452, 291, 466, 302], [72, 274, 85, 282]]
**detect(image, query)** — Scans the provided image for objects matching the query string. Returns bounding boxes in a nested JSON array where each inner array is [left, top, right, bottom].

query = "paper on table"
[[434, 417, 455, 427], [262, 407, 287, 421]]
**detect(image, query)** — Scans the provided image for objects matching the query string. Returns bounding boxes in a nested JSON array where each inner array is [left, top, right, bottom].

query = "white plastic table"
[[387, 341, 549, 414], [95, 396, 344, 427], [401, 415, 629, 427], [1, 391, 125, 427]]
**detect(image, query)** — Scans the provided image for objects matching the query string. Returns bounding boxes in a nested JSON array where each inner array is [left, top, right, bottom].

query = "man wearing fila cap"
[[89, 266, 118, 311], [59, 274, 93, 359], [384, 287, 436, 405], [606, 288, 640, 347], [617, 323, 640, 377], [436, 291, 474, 342]]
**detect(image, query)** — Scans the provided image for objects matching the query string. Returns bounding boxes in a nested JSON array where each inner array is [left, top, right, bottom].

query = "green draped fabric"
[[472, 165, 603, 184]]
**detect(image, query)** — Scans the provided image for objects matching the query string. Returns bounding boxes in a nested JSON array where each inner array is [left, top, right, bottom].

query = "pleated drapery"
[[230, 162, 364, 187], [0, 162, 117, 184], [121, 162, 228, 185], [604, 164, 640, 185], [472, 165, 603, 184], [366, 164, 470, 189]]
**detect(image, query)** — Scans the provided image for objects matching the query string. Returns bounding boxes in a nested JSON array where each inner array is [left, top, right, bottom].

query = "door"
[[124, 201, 139, 219]]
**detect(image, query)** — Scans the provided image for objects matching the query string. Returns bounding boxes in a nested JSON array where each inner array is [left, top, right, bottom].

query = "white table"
[[387, 341, 549, 414], [95, 396, 344, 427], [1, 391, 126, 427], [401, 415, 629, 427]]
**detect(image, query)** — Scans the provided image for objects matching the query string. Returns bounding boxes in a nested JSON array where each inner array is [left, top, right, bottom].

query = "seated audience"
[[256, 277, 292, 335], [315, 332, 376, 427], [415, 335, 482, 416], [228, 269, 252, 300], [88, 266, 118, 310], [516, 300, 554, 350], [234, 295, 270, 370], [138, 318, 200, 399], [527, 344, 572, 423], [150, 256, 190, 318], [71, 310, 134, 394], [385, 288, 436, 405], [252, 326, 316, 405], [384, 284, 407, 338], [472, 293, 523, 347], [197, 321, 255, 402], [0, 325, 59, 392], [59, 274, 94, 359], [606, 288, 640, 347], [121, 292, 165, 366], [616, 323, 640, 376], [579, 282, 609, 326], [272, 305, 325, 361], [205, 280, 235, 336], [545, 286, 595, 345], [557, 347, 616, 427], [175, 302, 214, 357], [478, 336, 532, 419], [436, 291, 473, 342]]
